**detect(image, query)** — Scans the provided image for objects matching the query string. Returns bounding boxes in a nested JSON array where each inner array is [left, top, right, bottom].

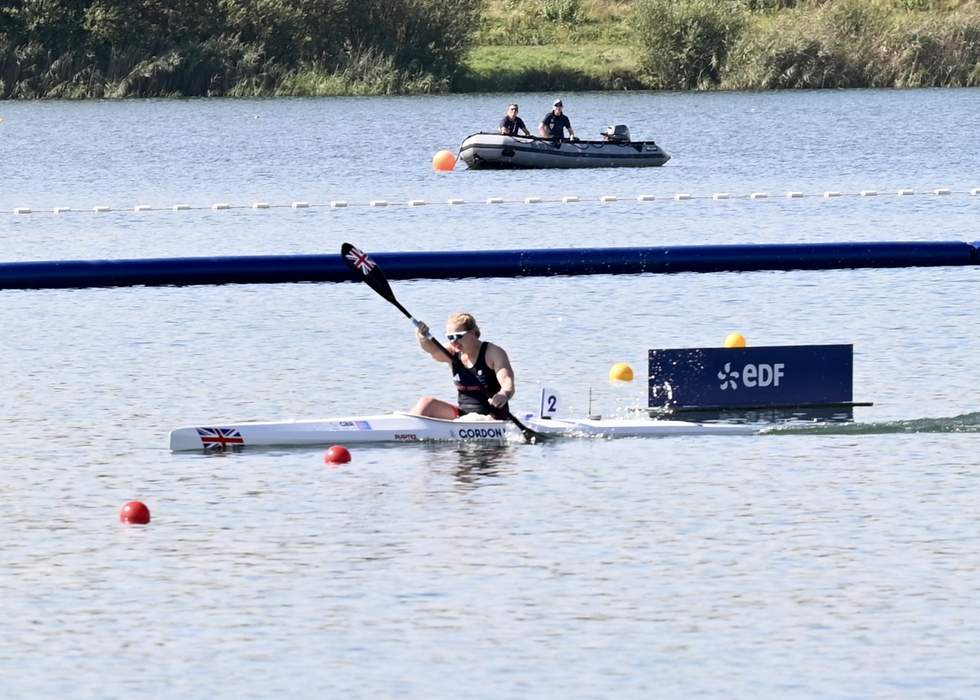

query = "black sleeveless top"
[[452, 342, 506, 417]]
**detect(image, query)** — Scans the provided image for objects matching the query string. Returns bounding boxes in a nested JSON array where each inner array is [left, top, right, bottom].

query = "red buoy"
[[325, 445, 351, 464], [120, 500, 151, 524]]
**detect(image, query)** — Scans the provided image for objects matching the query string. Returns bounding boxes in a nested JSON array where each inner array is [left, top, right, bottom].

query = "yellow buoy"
[[724, 332, 747, 348], [609, 362, 634, 382], [432, 150, 457, 172]]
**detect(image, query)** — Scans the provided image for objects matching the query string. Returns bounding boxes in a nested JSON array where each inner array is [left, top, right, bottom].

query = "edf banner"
[[648, 344, 853, 409]]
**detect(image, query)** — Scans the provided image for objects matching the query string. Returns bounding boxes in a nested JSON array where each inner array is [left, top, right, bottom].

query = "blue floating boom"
[[0, 241, 977, 290]]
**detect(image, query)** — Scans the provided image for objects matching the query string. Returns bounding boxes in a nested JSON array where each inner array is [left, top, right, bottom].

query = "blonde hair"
[[448, 313, 480, 338]]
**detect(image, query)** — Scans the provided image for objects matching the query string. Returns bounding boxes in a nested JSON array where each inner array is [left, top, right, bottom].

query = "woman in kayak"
[[411, 313, 516, 419]]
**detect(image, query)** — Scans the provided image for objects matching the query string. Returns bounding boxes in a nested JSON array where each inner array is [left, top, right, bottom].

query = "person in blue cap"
[[539, 99, 578, 141]]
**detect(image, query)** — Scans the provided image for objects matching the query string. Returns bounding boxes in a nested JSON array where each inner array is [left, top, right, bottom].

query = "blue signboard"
[[648, 344, 853, 409]]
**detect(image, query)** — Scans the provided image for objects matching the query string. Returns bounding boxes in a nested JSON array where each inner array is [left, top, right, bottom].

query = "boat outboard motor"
[[601, 125, 631, 142]]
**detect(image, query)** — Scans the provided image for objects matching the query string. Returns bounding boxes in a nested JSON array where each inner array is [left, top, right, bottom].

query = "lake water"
[[1, 89, 979, 698]]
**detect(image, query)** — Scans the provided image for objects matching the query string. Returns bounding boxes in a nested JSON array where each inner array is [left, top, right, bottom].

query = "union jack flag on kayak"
[[345, 246, 376, 276], [196, 427, 245, 449]]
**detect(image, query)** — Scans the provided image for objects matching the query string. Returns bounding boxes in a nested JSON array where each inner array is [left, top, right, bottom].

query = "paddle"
[[341, 242, 542, 444]]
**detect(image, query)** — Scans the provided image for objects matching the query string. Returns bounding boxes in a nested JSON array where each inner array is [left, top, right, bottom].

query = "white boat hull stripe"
[[169, 412, 755, 450]]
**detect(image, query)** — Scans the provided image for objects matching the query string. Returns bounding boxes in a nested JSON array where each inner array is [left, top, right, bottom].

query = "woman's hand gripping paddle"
[[341, 242, 542, 444]]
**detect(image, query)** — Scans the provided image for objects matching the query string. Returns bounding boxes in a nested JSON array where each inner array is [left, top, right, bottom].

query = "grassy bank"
[[459, 0, 643, 90], [459, 44, 642, 91]]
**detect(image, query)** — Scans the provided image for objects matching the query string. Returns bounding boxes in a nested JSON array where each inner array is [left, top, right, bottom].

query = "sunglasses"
[[446, 331, 470, 342]]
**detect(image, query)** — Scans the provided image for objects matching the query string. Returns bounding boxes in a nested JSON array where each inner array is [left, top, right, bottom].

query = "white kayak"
[[168, 412, 756, 451]]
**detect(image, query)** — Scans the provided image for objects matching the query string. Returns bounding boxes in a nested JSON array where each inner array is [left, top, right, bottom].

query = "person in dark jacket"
[[499, 103, 531, 136], [539, 99, 578, 140]]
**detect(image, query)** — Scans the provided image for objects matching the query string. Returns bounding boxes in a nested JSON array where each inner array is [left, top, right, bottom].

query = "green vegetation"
[[0, 0, 480, 98], [459, 44, 643, 91], [632, 0, 746, 89], [1, 0, 978, 97], [459, 0, 642, 90], [469, 0, 980, 91], [721, 0, 980, 88]]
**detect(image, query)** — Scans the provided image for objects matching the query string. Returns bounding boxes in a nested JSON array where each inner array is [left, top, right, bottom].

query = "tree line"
[[2, 0, 979, 98], [0, 0, 483, 98]]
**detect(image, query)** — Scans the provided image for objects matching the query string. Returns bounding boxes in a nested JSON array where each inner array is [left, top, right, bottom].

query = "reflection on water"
[[447, 443, 517, 487]]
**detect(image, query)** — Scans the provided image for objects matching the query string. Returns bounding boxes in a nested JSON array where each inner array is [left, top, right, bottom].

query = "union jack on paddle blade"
[[345, 246, 376, 275]]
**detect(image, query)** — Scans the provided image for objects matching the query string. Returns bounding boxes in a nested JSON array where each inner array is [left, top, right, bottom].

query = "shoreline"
[[2, 0, 978, 100]]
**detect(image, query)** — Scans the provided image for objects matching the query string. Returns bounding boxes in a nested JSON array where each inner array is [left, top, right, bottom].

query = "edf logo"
[[718, 362, 785, 390]]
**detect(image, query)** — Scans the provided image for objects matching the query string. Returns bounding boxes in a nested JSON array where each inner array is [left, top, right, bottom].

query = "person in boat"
[[539, 99, 578, 141], [412, 313, 516, 420], [499, 103, 531, 137]]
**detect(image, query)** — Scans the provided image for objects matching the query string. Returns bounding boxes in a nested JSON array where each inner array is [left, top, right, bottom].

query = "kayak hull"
[[458, 133, 670, 170], [169, 412, 755, 451]]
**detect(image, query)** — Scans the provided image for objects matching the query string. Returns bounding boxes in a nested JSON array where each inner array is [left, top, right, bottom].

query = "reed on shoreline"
[[473, 0, 980, 92], [720, 0, 980, 89]]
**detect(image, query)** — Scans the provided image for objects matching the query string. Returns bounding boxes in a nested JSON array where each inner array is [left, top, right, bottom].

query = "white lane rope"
[[5, 187, 978, 215]]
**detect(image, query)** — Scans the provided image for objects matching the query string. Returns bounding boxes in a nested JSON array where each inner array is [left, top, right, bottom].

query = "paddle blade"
[[341, 242, 407, 316]]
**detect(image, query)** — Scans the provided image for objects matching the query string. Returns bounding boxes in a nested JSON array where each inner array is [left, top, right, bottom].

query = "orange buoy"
[[120, 501, 151, 524], [432, 150, 457, 172], [325, 445, 351, 464]]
